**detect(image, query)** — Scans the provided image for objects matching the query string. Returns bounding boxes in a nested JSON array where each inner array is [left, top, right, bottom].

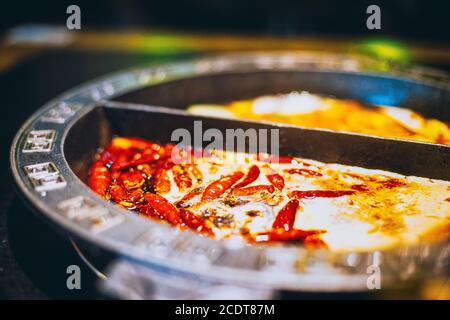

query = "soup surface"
[[188, 92, 450, 145], [88, 137, 450, 252]]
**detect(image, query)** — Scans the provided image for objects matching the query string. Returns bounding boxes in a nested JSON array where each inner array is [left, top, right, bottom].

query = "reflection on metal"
[[57, 196, 124, 233], [41, 102, 82, 124], [70, 239, 108, 281], [101, 260, 273, 300], [22, 129, 56, 153], [134, 229, 223, 265], [23, 162, 66, 193]]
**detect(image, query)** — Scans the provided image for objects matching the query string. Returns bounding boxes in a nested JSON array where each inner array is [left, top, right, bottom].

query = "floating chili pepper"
[[289, 190, 355, 199], [350, 184, 369, 192], [109, 184, 143, 208], [172, 165, 193, 191], [233, 165, 260, 189], [266, 173, 284, 191], [272, 199, 299, 231], [136, 163, 154, 178], [113, 148, 167, 171], [188, 165, 203, 185], [139, 204, 160, 219], [285, 168, 322, 177], [168, 145, 196, 164], [153, 168, 170, 194], [180, 208, 213, 236], [379, 178, 406, 189], [110, 153, 133, 172], [175, 191, 202, 208], [153, 158, 174, 194], [256, 154, 293, 164], [294, 160, 313, 167], [88, 160, 111, 197], [143, 193, 182, 225], [98, 145, 127, 165], [232, 185, 275, 196], [90, 137, 336, 249], [202, 171, 244, 201], [132, 148, 164, 165], [118, 170, 145, 190]]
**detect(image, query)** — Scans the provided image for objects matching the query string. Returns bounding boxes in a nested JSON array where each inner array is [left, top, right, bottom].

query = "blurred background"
[[0, 0, 449, 299], [1, 0, 449, 41], [1, 0, 450, 70]]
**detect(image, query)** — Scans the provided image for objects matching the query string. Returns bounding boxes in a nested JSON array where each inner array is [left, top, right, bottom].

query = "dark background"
[[0, 0, 448, 42]]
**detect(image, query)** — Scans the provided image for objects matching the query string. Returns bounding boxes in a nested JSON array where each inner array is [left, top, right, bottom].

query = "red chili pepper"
[[168, 145, 194, 164], [175, 191, 202, 208], [152, 158, 174, 194], [88, 160, 111, 197], [154, 168, 171, 193], [110, 153, 133, 172], [107, 138, 170, 170], [118, 170, 145, 190], [109, 184, 143, 208], [162, 143, 175, 157], [289, 190, 355, 199], [187, 165, 203, 185], [252, 228, 325, 243], [379, 178, 406, 189], [127, 189, 144, 203], [189, 147, 208, 159], [202, 171, 244, 201], [169, 145, 210, 162], [285, 168, 322, 177], [266, 173, 285, 191], [153, 168, 170, 194], [139, 204, 160, 220], [232, 185, 275, 196], [272, 199, 299, 231], [350, 184, 369, 192], [276, 156, 295, 164], [233, 165, 260, 189], [256, 154, 293, 164], [159, 157, 175, 170], [144, 193, 182, 225], [112, 149, 166, 171], [172, 165, 193, 191], [132, 148, 165, 166], [136, 163, 154, 178], [179, 208, 213, 236], [98, 145, 128, 164]]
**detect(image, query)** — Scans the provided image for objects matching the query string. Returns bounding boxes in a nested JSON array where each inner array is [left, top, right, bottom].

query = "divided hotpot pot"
[[10, 52, 450, 299]]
